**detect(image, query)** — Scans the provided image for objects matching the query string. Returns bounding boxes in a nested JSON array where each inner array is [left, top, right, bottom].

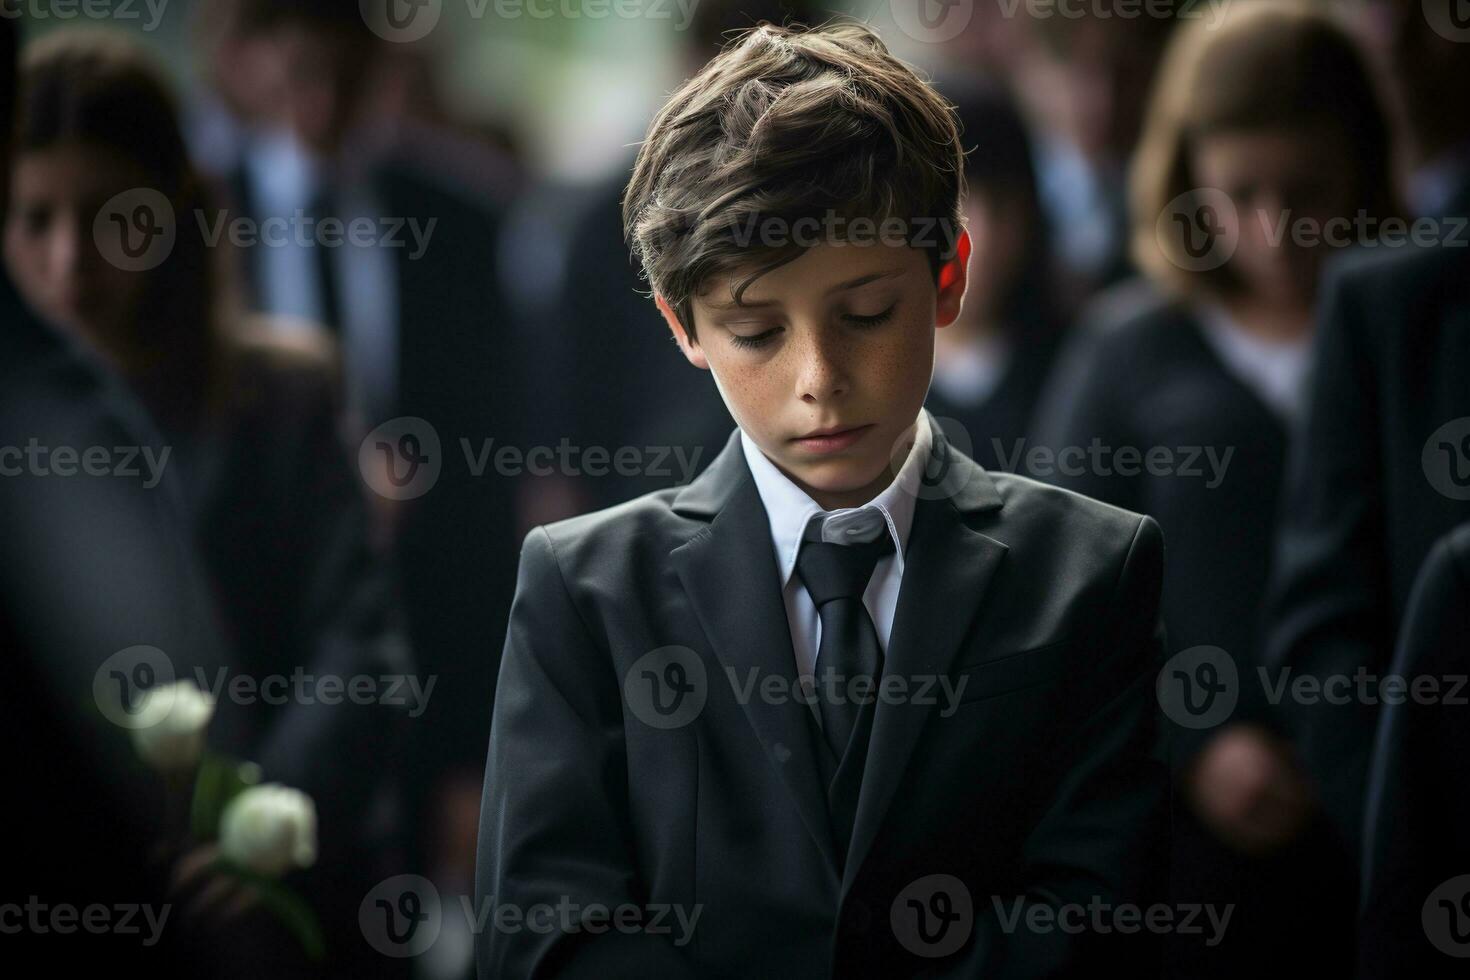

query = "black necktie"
[[795, 516, 894, 860]]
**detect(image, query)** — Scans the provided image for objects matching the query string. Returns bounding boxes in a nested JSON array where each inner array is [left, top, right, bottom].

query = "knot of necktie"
[[795, 531, 895, 607]]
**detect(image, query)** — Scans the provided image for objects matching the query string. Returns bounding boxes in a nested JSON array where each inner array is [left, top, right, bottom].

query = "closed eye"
[[843, 303, 896, 327], [728, 326, 782, 350]]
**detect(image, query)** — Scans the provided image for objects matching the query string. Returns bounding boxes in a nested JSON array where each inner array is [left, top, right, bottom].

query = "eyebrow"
[[703, 268, 904, 312]]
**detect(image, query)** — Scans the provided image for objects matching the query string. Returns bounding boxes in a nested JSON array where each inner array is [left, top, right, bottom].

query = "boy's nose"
[[794, 334, 849, 404]]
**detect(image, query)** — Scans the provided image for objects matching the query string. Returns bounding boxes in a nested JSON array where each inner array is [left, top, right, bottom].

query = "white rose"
[[128, 681, 215, 771], [219, 784, 318, 878]]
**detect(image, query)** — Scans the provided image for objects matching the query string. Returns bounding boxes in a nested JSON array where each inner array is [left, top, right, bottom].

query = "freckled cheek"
[[707, 353, 781, 434], [862, 315, 934, 394]]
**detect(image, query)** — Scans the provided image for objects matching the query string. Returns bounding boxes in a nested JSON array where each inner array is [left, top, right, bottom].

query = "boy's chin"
[[788, 454, 897, 502]]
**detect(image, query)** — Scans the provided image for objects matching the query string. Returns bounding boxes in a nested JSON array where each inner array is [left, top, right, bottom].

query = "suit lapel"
[[841, 424, 1008, 898], [670, 431, 842, 878], [668, 423, 1011, 890]]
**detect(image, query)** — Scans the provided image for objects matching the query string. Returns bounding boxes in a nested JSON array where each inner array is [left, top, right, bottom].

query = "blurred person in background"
[[220, 5, 528, 955], [223, 0, 521, 436], [0, 8, 239, 974], [3, 30, 413, 977], [184, 0, 289, 197], [924, 80, 1067, 472], [1258, 0, 1470, 964], [1036, 4, 1398, 976], [1359, 521, 1470, 979], [1013, 6, 1177, 310], [1364, 0, 1470, 219]]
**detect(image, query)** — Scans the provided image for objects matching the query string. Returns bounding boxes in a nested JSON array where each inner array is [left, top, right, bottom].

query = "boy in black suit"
[[477, 21, 1168, 979]]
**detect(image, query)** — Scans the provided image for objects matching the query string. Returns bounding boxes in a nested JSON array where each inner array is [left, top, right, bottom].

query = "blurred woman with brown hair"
[[1037, 2, 1398, 976], [4, 30, 410, 979]]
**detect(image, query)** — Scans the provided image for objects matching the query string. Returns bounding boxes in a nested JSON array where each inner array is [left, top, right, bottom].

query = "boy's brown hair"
[[623, 19, 965, 341]]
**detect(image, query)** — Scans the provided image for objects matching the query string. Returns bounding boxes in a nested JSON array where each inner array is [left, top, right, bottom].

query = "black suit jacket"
[[1263, 241, 1470, 856], [477, 417, 1169, 978], [0, 276, 233, 975], [1033, 291, 1290, 764], [226, 157, 525, 783], [1358, 522, 1470, 979], [1033, 291, 1358, 978]]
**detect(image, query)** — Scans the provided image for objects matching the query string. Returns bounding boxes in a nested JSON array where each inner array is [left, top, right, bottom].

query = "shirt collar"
[[740, 409, 933, 589]]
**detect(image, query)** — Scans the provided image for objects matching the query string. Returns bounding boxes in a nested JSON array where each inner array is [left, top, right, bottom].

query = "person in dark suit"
[[3, 32, 412, 976], [924, 80, 1067, 473], [0, 230, 236, 980], [1262, 0, 1470, 866], [229, 4, 527, 909], [1262, 235, 1470, 842], [0, 10, 238, 974], [477, 22, 1168, 978], [1035, 5, 1398, 976], [1359, 521, 1470, 979]]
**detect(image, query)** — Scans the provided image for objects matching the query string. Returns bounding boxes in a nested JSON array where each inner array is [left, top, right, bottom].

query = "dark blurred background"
[[2, 1, 1468, 978]]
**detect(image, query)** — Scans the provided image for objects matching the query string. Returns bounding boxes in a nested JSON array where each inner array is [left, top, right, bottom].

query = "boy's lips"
[[789, 423, 875, 454]]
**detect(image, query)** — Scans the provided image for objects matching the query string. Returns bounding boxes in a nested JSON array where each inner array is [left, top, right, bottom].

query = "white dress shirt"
[[244, 132, 400, 432], [739, 410, 934, 685], [1196, 304, 1312, 427]]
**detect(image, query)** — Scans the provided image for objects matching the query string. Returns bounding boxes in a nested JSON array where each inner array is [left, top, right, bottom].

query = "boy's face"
[[657, 236, 968, 511]]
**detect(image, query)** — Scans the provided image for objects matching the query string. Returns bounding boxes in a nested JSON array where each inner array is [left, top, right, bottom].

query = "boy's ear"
[[655, 292, 710, 370], [934, 229, 972, 330]]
